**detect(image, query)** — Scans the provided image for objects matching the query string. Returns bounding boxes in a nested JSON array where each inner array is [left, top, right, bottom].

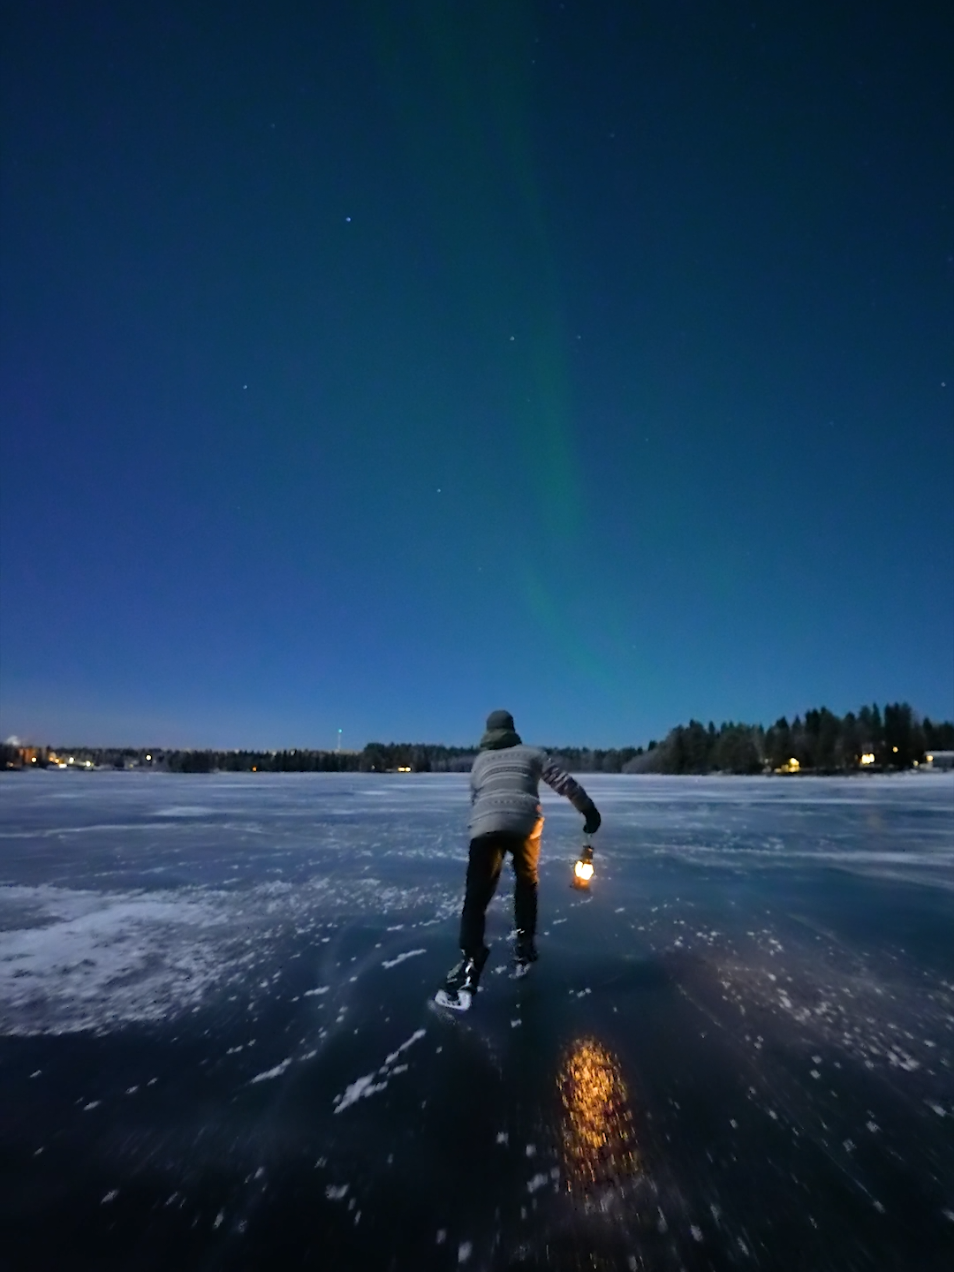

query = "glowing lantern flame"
[[572, 843, 595, 887]]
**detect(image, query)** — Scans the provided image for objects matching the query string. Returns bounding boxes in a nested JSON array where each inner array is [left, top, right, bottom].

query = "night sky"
[[2, 1, 952, 749]]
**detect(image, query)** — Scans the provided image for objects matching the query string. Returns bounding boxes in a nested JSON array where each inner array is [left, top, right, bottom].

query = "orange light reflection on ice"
[[558, 1037, 638, 1194]]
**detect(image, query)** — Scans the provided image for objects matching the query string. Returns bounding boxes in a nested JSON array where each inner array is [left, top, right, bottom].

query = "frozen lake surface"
[[1, 771, 953, 1270]]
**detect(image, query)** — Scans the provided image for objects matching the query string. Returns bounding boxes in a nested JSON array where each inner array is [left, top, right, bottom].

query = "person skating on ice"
[[438, 710, 601, 1010]]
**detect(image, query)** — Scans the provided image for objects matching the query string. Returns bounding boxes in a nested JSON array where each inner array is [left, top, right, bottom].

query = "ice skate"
[[435, 948, 488, 1011], [511, 934, 538, 979]]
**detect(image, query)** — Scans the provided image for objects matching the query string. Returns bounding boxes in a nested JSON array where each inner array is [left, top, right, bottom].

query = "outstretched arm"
[[540, 757, 601, 834]]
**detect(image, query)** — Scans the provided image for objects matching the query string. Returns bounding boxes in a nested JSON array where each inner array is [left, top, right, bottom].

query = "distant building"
[[925, 751, 954, 771]]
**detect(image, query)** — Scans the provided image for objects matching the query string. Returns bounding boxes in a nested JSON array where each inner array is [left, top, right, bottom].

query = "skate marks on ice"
[[1, 962, 478, 1269], [596, 905, 954, 1269], [479, 966, 954, 1269]]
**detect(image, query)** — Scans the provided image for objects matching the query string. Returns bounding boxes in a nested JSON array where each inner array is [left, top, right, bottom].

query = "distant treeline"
[[163, 743, 475, 774], [0, 742, 476, 774], [630, 704, 954, 775], [3, 703, 952, 775]]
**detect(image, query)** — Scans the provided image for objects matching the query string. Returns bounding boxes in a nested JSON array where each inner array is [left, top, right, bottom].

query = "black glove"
[[582, 803, 601, 835]]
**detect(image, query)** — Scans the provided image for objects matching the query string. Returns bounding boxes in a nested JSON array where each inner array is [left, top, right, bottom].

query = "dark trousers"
[[459, 824, 543, 958]]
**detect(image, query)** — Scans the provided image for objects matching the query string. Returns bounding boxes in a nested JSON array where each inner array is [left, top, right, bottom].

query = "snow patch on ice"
[[334, 1073, 387, 1111], [155, 807, 215, 818], [0, 884, 226, 1035], [333, 1029, 427, 1113], [250, 1058, 292, 1083], [384, 1028, 426, 1066], [381, 949, 425, 969]]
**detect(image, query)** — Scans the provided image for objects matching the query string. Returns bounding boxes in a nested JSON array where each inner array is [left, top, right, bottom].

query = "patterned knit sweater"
[[469, 743, 593, 839]]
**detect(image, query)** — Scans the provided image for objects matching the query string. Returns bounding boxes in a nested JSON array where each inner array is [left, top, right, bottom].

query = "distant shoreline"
[[4, 702, 952, 777], [3, 764, 952, 779]]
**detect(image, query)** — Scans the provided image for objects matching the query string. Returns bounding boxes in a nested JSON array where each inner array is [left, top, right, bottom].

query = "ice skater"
[[437, 710, 601, 1010]]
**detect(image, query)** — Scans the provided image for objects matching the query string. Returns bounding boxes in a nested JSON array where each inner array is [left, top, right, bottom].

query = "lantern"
[[572, 843, 595, 889]]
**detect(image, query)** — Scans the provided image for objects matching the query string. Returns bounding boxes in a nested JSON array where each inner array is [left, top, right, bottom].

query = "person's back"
[[470, 743, 593, 838], [436, 710, 601, 1011], [470, 744, 549, 838]]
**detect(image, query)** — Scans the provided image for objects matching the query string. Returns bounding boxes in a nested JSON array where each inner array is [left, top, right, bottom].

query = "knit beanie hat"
[[485, 709, 515, 732]]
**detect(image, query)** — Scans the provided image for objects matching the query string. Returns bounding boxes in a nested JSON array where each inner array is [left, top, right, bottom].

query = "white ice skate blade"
[[435, 987, 473, 1012]]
